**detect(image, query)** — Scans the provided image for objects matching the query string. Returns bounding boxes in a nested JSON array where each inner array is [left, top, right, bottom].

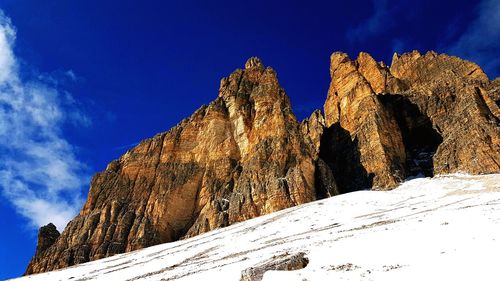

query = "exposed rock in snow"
[[240, 252, 309, 281], [13, 174, 500, 281]]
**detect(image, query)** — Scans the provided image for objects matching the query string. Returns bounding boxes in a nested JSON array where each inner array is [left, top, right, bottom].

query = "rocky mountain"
[[25, 52, 500, 275]]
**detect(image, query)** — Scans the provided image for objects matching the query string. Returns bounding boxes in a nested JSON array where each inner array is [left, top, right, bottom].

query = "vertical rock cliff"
[[322, 51, 499, 191], [25, 52, 500, 275], [25, 58, 318, 274], [323, 52, 407, 191]]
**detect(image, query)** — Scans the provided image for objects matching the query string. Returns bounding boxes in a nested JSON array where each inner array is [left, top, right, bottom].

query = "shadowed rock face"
[[300, 110, 340, 198], [25, 52, 500, 274], [378, 94, 443, 178], [390, 52, 499, 176], [25, 223, 60, 274], [323, 52, 407, 190], [319, 123, 373, 193], [25, 58, 317, 274], [35, 224, 60, 255]]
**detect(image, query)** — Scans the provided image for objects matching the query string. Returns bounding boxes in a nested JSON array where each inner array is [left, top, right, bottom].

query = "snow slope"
[[12, 174, 500, 281]]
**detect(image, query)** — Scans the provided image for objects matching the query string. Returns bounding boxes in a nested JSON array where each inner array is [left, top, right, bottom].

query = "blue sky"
[[0, 0, 498, 279]]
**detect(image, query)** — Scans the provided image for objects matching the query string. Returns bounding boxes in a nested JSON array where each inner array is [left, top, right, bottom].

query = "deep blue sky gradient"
[[0, 0, 497, 279]]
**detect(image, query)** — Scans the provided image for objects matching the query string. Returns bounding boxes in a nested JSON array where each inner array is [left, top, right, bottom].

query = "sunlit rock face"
[[322, 52, 407, 191], [322, 51, 499, 191], [390, 51, 499, 176], [25, 58, 317, 274], [25, 51, 500, 274]]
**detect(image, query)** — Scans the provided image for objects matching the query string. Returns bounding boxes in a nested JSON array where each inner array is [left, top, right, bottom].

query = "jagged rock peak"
[[329, 52, 352, 77], [327, 51, 405, 98], [36, 223, 60, 254], [245, 57, 264, 70], [390, 50, 489, 82], [300, 109, 325, 156], [25, 56, 316, 275], [24, 223, 60, 274], [219, 57, 278, 99], [391, 52, 400, 65]]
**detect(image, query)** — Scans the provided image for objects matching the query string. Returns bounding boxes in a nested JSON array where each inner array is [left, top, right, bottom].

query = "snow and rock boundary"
[[13, 174, 500, 281]]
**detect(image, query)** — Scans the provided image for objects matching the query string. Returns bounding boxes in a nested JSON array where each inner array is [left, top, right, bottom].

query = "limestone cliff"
[[322, 51, 499, 191], [25, 58, 317, 274], [25, 52, 500, 274]]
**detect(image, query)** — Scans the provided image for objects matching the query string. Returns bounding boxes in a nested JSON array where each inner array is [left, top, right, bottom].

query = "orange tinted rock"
[[390, 51, 499, 175], [323, 50, 499, 191], [324, 52, 406, 190], [25, 58, 317, 274], [25, 51, 500, 274]]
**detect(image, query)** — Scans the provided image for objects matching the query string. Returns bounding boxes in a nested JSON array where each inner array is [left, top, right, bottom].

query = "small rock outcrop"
[[244, 57, 265, 70], [25, 223, 60, 274], [240, 252, 309, 281], [35, 223, 60, 255]]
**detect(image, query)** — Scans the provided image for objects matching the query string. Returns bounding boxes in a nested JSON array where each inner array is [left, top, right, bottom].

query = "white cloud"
[[0, 11, 16, 84], [446, 0, 500, 78], [0, 10, 89, 231]]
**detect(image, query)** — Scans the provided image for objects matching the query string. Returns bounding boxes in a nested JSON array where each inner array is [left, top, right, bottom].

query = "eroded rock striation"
[[26, 52, 500, 275]]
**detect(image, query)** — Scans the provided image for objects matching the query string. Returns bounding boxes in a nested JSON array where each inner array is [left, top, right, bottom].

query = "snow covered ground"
[[12, 174, 500, 281]]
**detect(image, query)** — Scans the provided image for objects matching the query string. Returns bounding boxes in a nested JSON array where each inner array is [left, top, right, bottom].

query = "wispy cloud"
[[346, 0, 391, 42], [65, 70, 78, 81], [446, 0, 500, 78], [0, 10, 89, 231]]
